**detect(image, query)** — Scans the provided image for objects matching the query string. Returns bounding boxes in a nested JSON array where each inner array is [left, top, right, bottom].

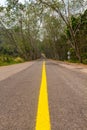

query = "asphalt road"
[[0, 60, 87, 130]]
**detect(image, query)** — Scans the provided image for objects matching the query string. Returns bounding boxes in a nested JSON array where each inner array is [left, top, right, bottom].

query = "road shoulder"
[[0, 61, 35, 81], [49, 59, 87, 73]]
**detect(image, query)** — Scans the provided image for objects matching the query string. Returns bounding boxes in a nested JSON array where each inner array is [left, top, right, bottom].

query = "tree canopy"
[[0, 0, 87, 63]]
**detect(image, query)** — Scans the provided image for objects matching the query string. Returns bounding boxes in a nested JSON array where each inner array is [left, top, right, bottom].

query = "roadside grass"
[[53, 58, 87, 65], [66, 59, 80, 63], [0, 56, 25, 66], [66, 59, 87, 64]]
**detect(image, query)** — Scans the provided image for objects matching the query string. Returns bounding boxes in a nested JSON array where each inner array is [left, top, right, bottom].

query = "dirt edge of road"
[[0, 61, 35, 81], [49, 59, 87, 73]]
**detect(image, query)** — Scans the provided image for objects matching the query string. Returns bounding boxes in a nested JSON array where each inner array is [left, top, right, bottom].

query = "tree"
[[40, 11, 68, 60], [0, 0, 41, 60], [37, 0, 87, 62]]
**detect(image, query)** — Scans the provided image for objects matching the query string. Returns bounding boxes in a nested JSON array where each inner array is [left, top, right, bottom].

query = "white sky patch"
[[0, 0, 27, 6], [0, 0, 6, 6]]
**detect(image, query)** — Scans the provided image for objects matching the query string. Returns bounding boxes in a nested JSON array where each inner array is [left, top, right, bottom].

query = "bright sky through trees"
[[0, 0, 26, 6]]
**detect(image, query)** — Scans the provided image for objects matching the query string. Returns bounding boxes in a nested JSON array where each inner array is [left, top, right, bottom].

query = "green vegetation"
[[0, 0, 87, 66], [0, 55, 24, 66]]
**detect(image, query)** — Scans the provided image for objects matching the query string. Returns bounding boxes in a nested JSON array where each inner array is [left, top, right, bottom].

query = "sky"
[[0, 0, 26, 6]]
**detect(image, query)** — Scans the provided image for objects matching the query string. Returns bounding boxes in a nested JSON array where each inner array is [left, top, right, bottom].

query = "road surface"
[[0, 60, 87, 130]]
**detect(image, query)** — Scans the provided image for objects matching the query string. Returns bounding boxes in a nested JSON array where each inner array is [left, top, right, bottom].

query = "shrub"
[[14, 57, 24, 63], [83, 59, 87, 64]]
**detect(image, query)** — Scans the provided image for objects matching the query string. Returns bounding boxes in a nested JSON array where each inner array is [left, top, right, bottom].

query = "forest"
[[0, 0, 87, 65]]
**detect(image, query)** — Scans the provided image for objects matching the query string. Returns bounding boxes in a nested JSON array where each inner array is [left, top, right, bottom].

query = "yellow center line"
[[35, 61, 51, 130]]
